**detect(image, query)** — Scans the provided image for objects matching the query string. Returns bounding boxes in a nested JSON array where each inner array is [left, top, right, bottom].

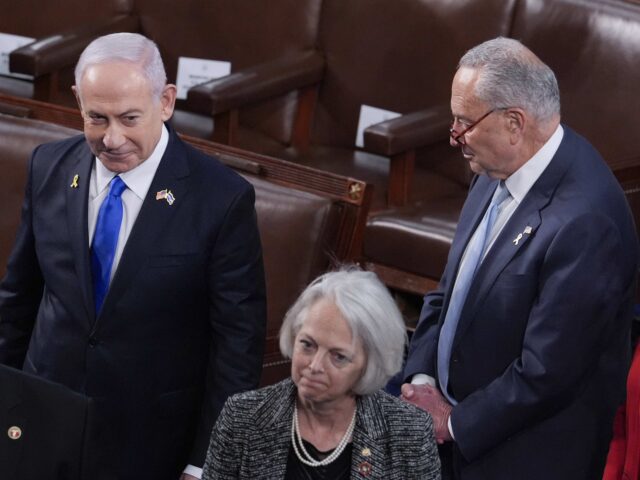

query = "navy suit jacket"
[[0, 364, 91, 480], [0, 126, 266, 479], [405, 126, 638, 480]]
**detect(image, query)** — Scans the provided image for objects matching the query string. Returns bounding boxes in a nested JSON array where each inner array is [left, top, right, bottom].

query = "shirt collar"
[[504, 124, 564, 203], [93, 124, 169, 199]]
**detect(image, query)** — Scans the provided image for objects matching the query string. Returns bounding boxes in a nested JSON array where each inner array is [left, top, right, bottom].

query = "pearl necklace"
[[291, 403, 357, 467]]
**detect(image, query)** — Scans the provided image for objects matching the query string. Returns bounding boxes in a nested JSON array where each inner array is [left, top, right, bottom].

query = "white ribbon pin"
[[513, 226, 533, 245]]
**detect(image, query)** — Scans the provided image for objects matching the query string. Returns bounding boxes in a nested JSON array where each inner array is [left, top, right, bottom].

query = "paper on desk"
[[176, 56, 232, 100], [355, 104, 401, 148], [0, 32, 35, 79]]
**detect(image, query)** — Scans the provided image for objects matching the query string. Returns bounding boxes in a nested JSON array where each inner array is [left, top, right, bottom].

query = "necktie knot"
[[492, 181, 511, 209], [108, 176, 127, 198]]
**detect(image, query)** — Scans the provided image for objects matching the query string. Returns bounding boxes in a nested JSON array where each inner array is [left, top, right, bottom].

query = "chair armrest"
[[185, 50, 324, 116], [363, 104, 451, 156], [9, 14, 139, 77]]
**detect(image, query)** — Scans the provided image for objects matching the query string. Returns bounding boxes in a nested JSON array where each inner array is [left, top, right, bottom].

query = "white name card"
[[176, 57, 232, 100], [0, 32, 35, 78], [355, 105, 401, 148]]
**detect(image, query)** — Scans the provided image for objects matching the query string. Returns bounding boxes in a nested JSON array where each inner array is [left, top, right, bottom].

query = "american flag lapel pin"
[[156, 189, 175, 206]]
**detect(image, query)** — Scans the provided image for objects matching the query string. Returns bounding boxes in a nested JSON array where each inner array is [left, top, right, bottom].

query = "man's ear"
[[159, 84, 177, 122], [506, 108, 526, 144]]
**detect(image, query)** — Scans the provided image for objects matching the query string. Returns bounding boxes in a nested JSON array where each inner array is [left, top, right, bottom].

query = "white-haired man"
[[0, 33, 266, 480], [402, 37, 637, 480]]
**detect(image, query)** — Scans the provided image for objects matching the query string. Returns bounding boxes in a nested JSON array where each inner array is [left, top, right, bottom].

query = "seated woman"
[[202, 268, 441, 479]]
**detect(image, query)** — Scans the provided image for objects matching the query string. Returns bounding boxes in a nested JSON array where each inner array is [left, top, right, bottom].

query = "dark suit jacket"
[[0, 364, 91, 480], [202, 378, 441, 479], [405, 126, 638, 480], [0, 126, 266, 479]]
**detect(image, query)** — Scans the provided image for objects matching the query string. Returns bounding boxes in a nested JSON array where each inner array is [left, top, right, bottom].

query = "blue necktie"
[[91, 176, 127, 314], [437, 181, 511, 403]]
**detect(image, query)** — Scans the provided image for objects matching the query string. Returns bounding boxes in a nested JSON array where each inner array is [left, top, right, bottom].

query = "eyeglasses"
[[449, 109, 498, 145]]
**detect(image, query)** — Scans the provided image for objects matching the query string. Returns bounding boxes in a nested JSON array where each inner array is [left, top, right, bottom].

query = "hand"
[[401, 383, 453, 444], [180, 474, 199, 480]]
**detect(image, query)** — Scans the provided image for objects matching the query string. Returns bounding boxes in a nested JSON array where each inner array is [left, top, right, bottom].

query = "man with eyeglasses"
[[401, 37, 637, 480]]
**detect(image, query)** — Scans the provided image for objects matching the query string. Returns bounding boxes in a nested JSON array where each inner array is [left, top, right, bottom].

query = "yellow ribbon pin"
[[70, 174, 79, 188]]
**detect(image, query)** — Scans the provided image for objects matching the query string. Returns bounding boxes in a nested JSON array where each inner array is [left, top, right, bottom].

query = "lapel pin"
[[156, 189, 176, 206], [7, 426, 22, 440], [70, 174, 79, 188], [358, 461, 372, 476], [513, 226, 533, 246], [362, 447, 371, 457]]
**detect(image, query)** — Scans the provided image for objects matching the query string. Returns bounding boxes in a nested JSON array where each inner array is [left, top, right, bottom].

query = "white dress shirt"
[[88, 125, 169, 279]]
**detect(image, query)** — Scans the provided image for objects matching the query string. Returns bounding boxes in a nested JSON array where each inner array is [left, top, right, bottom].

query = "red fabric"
[[603, 342, 640, 480]]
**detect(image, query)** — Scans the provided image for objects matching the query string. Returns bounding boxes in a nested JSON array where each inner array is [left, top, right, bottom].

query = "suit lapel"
[[439, 178, 496, 323], [453, 130, 574, 346], [97, 129, 191, 323], [351, 394, 384, 479], [65, 142, 95, 324], [253, 380, 296, 478], [457, 201, 544, 341]]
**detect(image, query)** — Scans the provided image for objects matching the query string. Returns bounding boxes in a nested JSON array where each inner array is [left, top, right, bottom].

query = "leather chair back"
[[0, 114, 80, 278], [249, 175, 340, 382], [0, 0, 131, 37], [135, 0, 322, 144], [0, 0, 132, 103], [511, 0, 640, 169], [311, 0, 516, 184]]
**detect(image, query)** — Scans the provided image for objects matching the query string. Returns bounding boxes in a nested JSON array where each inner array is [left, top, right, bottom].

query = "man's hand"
[[401, 383, 453, 444]]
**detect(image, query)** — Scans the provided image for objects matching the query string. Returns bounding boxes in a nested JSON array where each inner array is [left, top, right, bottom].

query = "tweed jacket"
[[202, 378, 441, 479]]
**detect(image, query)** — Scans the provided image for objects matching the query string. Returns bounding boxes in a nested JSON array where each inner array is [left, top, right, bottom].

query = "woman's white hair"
[[459, 37, 560, 123], [279, 267, 407, 395], [74, 32, 167, 100]]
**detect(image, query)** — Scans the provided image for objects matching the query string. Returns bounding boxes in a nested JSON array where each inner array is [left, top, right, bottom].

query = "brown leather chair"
[[187, 0, 517, 211], [137, 0, 322, 145], [510, 0, 640, 169], [7, 0, 322, 148], [0, 114, 79, 278], [0, 0, 133, 105]]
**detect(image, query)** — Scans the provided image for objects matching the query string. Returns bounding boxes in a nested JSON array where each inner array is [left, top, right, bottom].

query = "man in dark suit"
[[0, 364, 91, 480], [0, 33, 266, 480], [401, 37, 638, 479]]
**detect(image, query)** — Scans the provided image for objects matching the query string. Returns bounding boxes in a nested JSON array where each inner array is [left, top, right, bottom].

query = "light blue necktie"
[[437, 181, 511, 404], [91, 176, 127, 314]]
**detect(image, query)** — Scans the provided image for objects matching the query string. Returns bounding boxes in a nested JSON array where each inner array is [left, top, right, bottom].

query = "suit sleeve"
[[404, 174, 481, 382], [190, 184, 266, 465], [0, 148, 44, 368], [404, 287, 445, 380], [451, 212, 630, 461]]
